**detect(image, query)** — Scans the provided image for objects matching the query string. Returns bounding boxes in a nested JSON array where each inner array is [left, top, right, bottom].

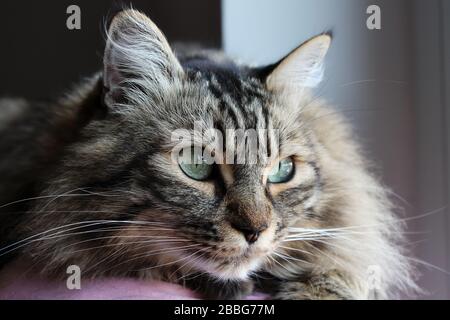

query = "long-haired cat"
[[0, 9, 418, 299]]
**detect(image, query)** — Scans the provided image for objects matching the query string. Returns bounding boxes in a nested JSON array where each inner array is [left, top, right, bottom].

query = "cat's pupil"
[[178, 147, 213, 181], [267, 157, 294, 183]]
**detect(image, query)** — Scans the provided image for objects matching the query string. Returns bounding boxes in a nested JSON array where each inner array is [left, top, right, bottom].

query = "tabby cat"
[[0, 9, 417, 299]]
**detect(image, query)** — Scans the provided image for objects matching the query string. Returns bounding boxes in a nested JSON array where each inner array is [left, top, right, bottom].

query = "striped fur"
[[0, 9, 418, 299]]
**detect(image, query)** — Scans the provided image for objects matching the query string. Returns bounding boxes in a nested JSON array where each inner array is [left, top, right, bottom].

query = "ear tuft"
[[266, 33, 332, 91], [103, 9, 183, 107]]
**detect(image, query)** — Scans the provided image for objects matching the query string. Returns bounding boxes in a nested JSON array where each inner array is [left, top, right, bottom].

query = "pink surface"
[[0, 259, 269, 300]]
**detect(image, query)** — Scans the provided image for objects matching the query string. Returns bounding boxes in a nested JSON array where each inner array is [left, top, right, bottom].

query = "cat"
[[0, 9, 418, 299]]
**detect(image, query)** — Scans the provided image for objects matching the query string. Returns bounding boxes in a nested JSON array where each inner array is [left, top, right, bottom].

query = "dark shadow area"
[[0, 0, 221, 99]]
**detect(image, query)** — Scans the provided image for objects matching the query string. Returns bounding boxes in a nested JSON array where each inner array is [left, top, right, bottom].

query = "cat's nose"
[[231, 222, 268, 244]]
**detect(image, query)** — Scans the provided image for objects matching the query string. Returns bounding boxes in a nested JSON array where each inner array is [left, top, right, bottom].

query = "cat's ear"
[[103, 9, 183, 106], [260, 33, 331, 92]]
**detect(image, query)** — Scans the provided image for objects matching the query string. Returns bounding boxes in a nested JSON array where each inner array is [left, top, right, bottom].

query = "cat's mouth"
[[194, 225, 279, 279], [185, 243, 274, 280]]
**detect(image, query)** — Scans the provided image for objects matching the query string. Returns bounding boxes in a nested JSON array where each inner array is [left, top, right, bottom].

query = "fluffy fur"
[[0, 9, 418, 299]]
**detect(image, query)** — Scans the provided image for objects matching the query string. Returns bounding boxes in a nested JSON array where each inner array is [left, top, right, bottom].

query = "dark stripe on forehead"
[[180, 52, 276, 164], [181, 53, 267, 109], [224, 95, 246, 129], [217, 99, 239, 130], [180, 54, 241, 75], [183, 57, 245, 105], [263, 107, 273, 157]]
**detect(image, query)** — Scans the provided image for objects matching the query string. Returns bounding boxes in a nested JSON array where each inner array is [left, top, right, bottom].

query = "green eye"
[[267, 157, 295, 183], [178, 147, 213, 181]]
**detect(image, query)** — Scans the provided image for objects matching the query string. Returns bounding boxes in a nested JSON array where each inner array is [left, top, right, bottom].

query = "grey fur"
[[0, 9, 418, 299]]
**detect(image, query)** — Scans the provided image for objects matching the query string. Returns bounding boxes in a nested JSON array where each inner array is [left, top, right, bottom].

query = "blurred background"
[[0, 0, 448, 299]]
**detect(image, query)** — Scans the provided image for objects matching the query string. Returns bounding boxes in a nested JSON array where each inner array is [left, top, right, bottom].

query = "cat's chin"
[[196, 235, 277, 280], [191, 253, 266, 281], [207, 261, 261, 281]]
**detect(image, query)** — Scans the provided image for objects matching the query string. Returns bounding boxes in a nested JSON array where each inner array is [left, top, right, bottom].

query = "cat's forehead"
[[133, 52, 307, 153], [173, 52, 273, 130], [142, 55, 313, 160], [185, 56, 267, 102]]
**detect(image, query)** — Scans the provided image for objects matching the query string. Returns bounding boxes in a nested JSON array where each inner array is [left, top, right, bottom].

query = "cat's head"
[[25, 9, 333, 281]]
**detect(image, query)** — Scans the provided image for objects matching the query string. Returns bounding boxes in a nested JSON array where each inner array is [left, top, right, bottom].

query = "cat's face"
[[26, 10, 331, 280]]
